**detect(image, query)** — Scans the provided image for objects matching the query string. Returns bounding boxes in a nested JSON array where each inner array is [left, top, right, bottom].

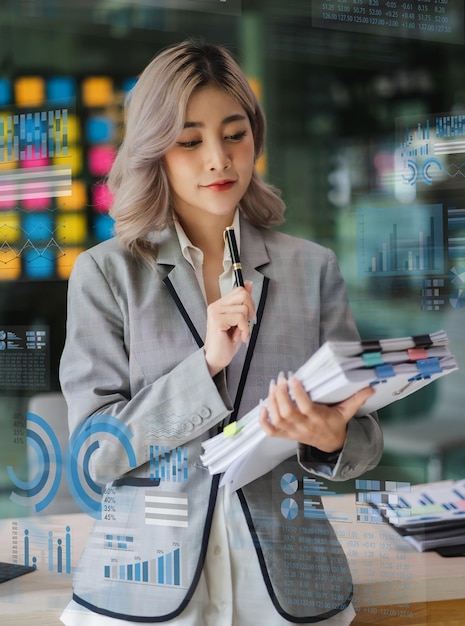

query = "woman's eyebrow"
[[183, 114, 247, 129]]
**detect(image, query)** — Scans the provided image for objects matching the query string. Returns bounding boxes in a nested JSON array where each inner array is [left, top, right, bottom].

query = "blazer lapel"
[[225, 216, 271, 403], [153, 218, 271, 406], [239, 214, 271, 306], [156, 225, 208, 344]]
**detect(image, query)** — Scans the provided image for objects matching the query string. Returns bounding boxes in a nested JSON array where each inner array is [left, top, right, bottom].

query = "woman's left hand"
[[259, 374, 375, 453]]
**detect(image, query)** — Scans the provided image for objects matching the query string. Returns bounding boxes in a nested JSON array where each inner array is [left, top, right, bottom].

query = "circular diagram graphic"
[[450, 266, 465, 286], [281, 497, 299, 520], [7, 412, 62, 513], [65, 413, 137, 518], [449, 289, 465, 309], [280, 472, 298, 495]]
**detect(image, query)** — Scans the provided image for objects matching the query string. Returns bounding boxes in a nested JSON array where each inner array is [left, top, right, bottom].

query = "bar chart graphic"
[[149, 445, 189, 483], [0, 108, 69, 163], [357, 205, 444, 276], [103, 544, 187, 588], [303, 477, 349, 523], [396, 113, 465, 188], [11, 519, 72, 574], [447, 206, 465, 259]]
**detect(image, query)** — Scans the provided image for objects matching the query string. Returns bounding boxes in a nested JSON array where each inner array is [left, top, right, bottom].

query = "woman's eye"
[[227, 131, 247, 142], [177, 140, 201, 148]]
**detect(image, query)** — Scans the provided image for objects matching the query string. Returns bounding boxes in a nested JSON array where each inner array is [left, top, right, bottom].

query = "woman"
[[60, 39, 383, 625]]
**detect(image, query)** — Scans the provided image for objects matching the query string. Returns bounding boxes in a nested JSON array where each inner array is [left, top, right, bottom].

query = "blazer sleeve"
[[297, 247, 384, 480], [59, 250, 233, 485]]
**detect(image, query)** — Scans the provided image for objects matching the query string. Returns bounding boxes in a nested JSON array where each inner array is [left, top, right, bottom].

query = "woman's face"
[[164, 85, 255, 232]]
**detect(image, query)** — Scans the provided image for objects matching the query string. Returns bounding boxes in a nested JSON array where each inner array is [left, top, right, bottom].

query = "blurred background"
[[0, 0, 464, 519]]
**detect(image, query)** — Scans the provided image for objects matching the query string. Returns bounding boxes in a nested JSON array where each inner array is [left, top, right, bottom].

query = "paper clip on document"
[[392, 357, 443, 396]]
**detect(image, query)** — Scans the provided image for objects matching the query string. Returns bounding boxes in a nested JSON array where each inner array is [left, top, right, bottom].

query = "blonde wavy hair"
[[108, 38, 286, 263]]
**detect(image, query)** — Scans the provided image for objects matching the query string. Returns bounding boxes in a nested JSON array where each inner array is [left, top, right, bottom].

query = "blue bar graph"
[[357, 205, 444, 277], [0, 108, 68, 163], [104, 546, 185, 588], [21, 524, 72, 574], [150, 445, 189, 483]]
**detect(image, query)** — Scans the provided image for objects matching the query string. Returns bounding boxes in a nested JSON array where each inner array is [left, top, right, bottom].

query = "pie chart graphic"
[[450, 289, 465, 309], [280, 472, 298, 495], [281, 497, 299, 520], [450, 266, 465, 286]]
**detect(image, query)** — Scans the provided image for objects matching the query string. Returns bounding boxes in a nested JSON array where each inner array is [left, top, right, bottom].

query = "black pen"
[[224, 226, 244, 288]]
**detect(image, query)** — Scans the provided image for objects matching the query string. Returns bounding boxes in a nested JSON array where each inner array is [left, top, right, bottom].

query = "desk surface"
[[323, 493, 465, 609], [0, 494, 464, 625]]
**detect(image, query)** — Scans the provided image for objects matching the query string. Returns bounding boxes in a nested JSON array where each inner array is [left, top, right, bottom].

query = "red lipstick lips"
[[204, 179, 236, 192]]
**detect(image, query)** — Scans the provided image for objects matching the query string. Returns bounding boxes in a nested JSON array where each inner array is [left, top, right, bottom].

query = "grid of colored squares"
[[0, 74, 137, 280]]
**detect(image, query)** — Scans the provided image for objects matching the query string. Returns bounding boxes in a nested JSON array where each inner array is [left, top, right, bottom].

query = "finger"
[[266, 379, 282, 426], [259, 403, 276, 435], [244, 280, 253, 294], [211, 304, 251, 333], [232, 285, 256, 321], [338, 386, 375, 422], [288, 376, 313, 414], [244, 283, 256, 322], [230, 326, 242, 344], [229, 308, 253, 343], [272, 374, 296, 420]]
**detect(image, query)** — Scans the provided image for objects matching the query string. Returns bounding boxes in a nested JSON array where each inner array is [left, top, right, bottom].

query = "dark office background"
[[0, 0, 464, 515]]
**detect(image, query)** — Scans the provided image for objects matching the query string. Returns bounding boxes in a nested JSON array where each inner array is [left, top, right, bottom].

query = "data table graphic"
[[312, 0, 464, 45]]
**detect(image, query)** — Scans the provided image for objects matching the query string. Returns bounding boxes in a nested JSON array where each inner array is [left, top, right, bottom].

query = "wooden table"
[[324, 493, 465, 625]]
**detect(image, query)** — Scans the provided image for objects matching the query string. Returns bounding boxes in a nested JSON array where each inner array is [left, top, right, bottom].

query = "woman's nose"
[[206, 141, 231, 171]]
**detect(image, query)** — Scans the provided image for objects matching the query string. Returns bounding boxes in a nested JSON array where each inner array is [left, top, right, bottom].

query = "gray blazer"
[[60, 216, 383, 622]]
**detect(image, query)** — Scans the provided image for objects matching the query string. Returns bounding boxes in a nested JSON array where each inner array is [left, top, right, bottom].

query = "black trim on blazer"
[[236, 489, 353, 623], [72, 276, 271, 621], [163, 275, 270, 429], [73, 473, 222, 623], [221, 275, 270, 429], [162, 276, 204, 348], [112, 477, 161, 487]]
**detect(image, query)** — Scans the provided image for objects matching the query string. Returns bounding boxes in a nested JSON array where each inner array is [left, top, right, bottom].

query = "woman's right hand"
[[203, 282, 256, 376]]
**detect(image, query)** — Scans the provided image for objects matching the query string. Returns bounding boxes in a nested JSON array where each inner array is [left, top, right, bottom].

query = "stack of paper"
[[200, 330, 458, 490], [365, 479, 465, 552]]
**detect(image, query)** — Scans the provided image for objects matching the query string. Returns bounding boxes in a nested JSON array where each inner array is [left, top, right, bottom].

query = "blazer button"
[[184, 421, 194, 432], [191, 414, 203, 426], [341, 464, 354, 478], [199, 407, 211, 419]]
